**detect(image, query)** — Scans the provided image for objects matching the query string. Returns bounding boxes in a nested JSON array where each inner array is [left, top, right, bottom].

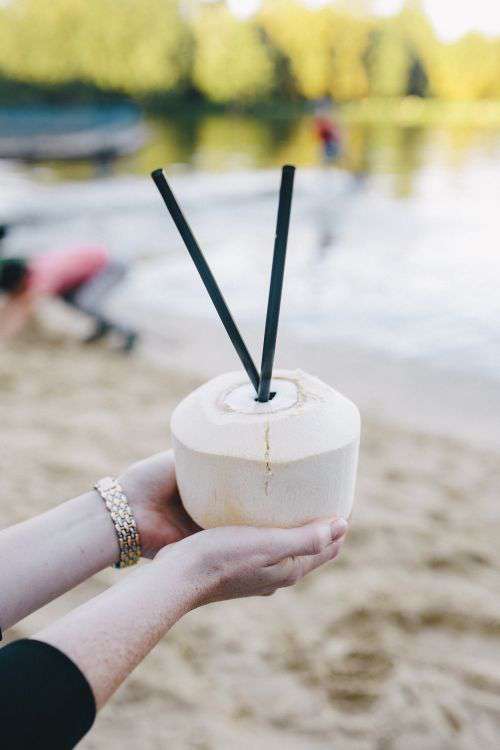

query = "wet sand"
[[1, 322, 500, 749]]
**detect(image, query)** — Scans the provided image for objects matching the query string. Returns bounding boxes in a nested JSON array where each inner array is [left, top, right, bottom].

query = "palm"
[[119, 451, 200, 558]]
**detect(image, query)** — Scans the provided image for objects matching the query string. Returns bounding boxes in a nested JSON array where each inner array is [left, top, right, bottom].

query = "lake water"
[[1, 113, 499, 384]]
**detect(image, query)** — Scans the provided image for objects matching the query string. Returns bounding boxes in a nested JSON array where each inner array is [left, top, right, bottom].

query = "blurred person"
[[0, 450, 348, 749], [314, 100, 341, 164], [0, 245, 137, 351]]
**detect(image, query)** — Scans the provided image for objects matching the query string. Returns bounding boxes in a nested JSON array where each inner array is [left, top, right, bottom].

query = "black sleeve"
[[0, 638, 96, 749]]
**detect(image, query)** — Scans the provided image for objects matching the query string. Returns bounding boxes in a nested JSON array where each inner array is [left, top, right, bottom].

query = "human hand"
[[118, 451, 199, 558], [158, 517, 348, 605]]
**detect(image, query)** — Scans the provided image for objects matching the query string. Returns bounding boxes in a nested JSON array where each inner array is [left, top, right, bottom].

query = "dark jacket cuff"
[[0, 638, 96, 749]]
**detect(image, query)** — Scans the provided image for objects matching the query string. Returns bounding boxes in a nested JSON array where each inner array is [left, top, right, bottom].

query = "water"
[[1, 113, 499, 384]]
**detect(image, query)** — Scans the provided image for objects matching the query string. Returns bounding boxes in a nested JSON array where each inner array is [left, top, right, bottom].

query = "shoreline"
[[3, 95, 500, 128]]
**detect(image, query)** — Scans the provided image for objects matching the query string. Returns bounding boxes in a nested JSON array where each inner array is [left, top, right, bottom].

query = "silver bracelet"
[[94, 477, 141, 569]]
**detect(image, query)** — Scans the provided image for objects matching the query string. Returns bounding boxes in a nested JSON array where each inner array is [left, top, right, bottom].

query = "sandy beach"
[[1, 317, 500, 750]]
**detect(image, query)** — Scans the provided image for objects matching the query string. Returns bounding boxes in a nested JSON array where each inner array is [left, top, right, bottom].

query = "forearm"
[[36, 547, 198, 709], [0, 490, 118, 630]]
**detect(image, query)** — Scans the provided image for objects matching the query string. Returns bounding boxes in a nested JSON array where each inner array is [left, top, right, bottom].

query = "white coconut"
[[171, 369, 360, 528]]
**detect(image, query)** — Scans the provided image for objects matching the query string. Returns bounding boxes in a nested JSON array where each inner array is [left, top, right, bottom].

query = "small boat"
[[0, 104, 147, 162]]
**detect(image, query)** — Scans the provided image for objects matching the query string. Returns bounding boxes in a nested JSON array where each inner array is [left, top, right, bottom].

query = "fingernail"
[[330, 518, 348, 542]]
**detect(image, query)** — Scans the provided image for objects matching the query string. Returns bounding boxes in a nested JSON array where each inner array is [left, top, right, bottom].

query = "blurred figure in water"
[[311, 100, 342, 256], [314, 99, 341, 165], [0, 245, 137, 351]]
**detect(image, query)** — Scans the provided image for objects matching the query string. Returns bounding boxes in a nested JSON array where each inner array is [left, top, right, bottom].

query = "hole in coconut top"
[[223, 380, 298, 414], [255, 391, 276, 402]]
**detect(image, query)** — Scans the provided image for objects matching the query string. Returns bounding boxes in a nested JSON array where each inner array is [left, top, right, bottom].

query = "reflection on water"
[[44, 112, 500, 198]]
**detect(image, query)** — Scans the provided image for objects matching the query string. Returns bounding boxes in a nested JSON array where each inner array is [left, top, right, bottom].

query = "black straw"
[[151, 169, 260, 393], [257, 165, 295, 402]]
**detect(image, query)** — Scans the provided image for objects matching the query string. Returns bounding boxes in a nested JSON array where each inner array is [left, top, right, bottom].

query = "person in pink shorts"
[[0, 245, 137, 351]]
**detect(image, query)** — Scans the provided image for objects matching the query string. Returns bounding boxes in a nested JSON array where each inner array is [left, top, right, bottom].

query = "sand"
[[1, 320, 500, 749]]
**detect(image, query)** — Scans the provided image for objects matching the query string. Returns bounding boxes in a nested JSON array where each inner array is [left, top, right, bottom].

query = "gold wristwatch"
[[94, 477, 141, 568]]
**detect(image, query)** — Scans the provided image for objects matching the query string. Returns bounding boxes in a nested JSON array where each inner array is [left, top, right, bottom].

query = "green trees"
[[428, 34, 500, 100], [260, 2, 371, 101], [329, 10, 371, 101], [0, 0, 500, 105], [366, 1, 432, 99], [260, 1, 333, 100], [367, 22, 411, 98], [192, 5, 273, 104], [0, 0, 191, 94]]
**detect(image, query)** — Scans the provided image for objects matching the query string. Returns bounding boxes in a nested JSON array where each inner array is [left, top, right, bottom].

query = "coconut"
[[171, 369, 360, 528]]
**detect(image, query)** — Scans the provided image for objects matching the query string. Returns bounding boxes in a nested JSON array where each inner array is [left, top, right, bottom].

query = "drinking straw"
[[151, 169, 260, 393], [257, 165, 296, 402]]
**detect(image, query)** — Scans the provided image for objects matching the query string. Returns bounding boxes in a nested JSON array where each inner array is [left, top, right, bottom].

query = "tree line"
[[1, 0, 500, 105]]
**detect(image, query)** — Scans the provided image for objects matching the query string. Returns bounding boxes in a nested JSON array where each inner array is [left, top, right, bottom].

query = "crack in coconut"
[[264, 421, 272, 495], [294, 375, 307, 408]]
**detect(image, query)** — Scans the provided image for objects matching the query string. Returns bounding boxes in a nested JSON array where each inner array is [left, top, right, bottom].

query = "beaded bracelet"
[[94, 477, 141, 569]]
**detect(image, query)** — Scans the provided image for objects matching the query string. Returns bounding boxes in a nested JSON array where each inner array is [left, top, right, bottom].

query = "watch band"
[[94, 477, 141, 569]]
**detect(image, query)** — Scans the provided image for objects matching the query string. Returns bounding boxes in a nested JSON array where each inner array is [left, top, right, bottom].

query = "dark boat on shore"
[[0, 104, 147, 162]]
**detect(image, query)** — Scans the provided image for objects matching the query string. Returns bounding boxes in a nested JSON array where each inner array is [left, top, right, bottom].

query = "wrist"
[[153, 536, 211, 611], [94, 478, 141, 568], [115, 472, 153, 556], [65, 491, 120, 571], [156, 531, 226, 609], [115, 451, 200, 559]]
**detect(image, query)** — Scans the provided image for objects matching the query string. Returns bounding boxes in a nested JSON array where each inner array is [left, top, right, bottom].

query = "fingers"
[[177, 517, 348, 604], [263, 517, 348, 566], [266, 538, 344, 589], [296, 537, 344, 578]]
